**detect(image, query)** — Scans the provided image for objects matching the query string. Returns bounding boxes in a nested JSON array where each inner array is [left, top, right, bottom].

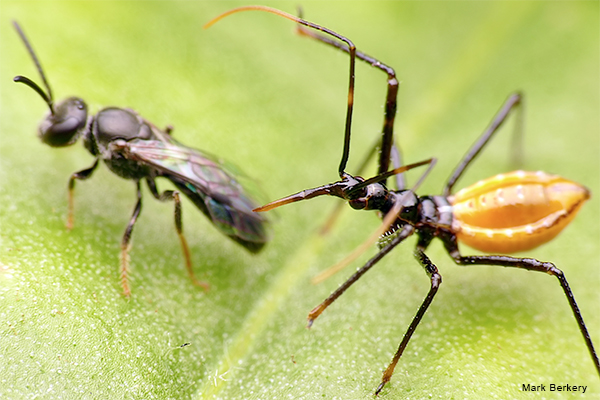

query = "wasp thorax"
[[39, 97, 88, 147]]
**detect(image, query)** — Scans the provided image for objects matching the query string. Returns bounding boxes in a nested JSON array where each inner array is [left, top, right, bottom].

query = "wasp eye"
[[39, 97, 88, 147]]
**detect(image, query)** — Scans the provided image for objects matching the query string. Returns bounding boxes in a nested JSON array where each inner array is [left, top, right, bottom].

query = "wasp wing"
[[114, 137, 269, 252]]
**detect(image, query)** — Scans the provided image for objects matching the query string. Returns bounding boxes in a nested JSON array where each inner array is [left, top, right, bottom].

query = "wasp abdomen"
[[450, 170, 590, 253]]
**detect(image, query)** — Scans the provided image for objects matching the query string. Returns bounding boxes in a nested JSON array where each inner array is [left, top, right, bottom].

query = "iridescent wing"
[[114, 136, 269, 252]]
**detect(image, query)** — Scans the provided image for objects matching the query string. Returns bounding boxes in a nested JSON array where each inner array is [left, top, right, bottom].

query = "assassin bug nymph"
[[206, 6, 599, 395], [13, 21, 269, 297]]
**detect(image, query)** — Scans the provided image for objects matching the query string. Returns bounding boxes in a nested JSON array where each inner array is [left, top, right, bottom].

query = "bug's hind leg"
[[443, 92, 523, 196], [146, 178, 209, 292], [375, 246, 442, 395], [67, 158, 100, 230], [444, 242, 600, 377]]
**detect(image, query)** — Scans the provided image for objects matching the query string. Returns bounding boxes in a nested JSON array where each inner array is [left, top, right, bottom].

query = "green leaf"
[[1, 1, 598, 399]]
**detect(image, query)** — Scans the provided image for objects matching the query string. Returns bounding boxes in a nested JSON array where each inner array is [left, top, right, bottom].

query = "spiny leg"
[[445, 245, 600, 376], [295, 20, 398, 176], [444, 92, 523, 196], [67, 158, 99, 230], [120, 180, 143, 298], [146, 178, 209, 291], [376, 247, 442, 395]]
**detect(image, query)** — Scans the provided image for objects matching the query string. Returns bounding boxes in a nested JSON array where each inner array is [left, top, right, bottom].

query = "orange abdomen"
[[449, 171, 590, 253]]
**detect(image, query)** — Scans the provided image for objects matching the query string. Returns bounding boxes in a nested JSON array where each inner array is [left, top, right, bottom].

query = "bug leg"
[[308, 225, 414, 327], [295, 19, 398, 176], [376, 246, 442, 395], [120, 180, 143, 298], [67, 158, 99, 230], [447, 248, 600, 377], [444, 92, 523, 196], [146, 178, 209, 291]]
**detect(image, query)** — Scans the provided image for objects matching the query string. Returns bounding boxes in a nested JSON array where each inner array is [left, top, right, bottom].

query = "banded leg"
[[146, 178, 209, 291], [445, 246, 600, 377], [375, 247, 442, 395], [67, 158, 100, 230], [443, 92, 523, 196], [120, 180, 143, 298]]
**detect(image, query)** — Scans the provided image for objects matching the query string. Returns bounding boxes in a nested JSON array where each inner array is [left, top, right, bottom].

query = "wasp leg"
[[444, 92, 523, 196], [375, 247, 442, 395], [146, 178, 209, 292], [120, 180, 143, 298], [308, 225, 414, 326], [67, 158, 100, 230], [445, 246, 600, 377], [295, 20, 398, 176]]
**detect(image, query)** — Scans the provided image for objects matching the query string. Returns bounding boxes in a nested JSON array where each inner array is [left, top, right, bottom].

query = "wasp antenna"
[[12, 21, 55, 114], [205, 5, 357, 177], [13, 75, 53, 107], [254, 182, 347, 212]]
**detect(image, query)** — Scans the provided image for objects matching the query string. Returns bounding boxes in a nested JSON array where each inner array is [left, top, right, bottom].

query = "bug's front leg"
[[375, 246, 442, 396], [67, 158, 100, 230], [445, 245, 600, 377], [146, 178, 209, 292], [308, 225, 414, 327]]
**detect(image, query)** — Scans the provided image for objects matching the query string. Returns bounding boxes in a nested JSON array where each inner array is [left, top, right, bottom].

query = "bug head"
[[13, 21, 88, 147], [344, 176, 388, 211]]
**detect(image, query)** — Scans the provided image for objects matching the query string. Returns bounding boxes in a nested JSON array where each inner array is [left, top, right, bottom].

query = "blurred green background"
[[0, 1, 598, 399]]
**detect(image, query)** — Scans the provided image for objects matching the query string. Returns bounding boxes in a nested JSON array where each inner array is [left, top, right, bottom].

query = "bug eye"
[[39, 97, 88, 147], [349, 197, 368, 210]]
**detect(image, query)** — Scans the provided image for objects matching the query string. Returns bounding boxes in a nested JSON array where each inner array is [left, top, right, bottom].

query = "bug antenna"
[[254, 182, 347, 212], [312, 158, 437, 284], [12, 21, 55, 114], [205, 5, 357, 177]]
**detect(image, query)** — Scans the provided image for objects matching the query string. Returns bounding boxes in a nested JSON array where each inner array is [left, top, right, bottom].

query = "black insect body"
[[206, 6, 600, 396], [13, 22, 269, 297]]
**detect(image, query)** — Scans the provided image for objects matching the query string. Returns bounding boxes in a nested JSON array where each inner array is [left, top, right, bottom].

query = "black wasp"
[[206, 5, 599, 396], [13, 22, 269, 297]]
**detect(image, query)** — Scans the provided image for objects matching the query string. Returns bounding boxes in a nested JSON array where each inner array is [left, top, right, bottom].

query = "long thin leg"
[[390, 143, 406, 190], [443, 92, 522, 196], [120, 180, 143, 298], [67, 158, 100, 230], [296, 23, 398, 176], [375, 247, 442, 395], [146, 178, 209, 291], [307, 225, 414, 326], [445, 245, 600, 377]]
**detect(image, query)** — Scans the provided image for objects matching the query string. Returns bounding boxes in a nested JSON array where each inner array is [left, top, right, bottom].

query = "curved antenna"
[[12, 21, 55, 114], [312, 158, 437, 284], [205, 5, 357, 177]]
